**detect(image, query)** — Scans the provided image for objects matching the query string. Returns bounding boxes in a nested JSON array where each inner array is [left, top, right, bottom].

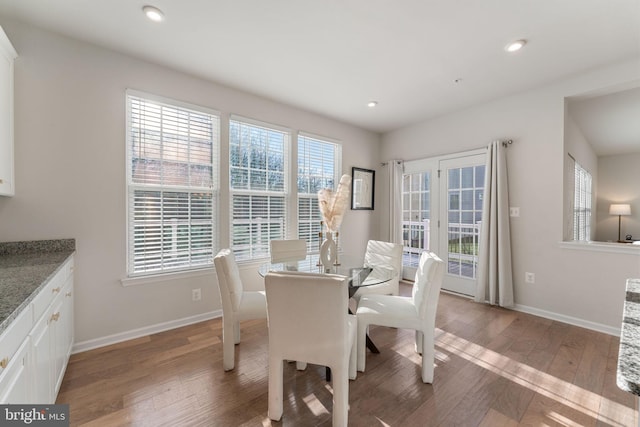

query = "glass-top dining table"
[[259, 254, 397, 356], [258, 254, 396, 299]]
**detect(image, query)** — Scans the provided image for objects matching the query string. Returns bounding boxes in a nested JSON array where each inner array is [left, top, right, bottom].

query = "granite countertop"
[[0, 239, 75, 334], [617, 278, 640, 396]]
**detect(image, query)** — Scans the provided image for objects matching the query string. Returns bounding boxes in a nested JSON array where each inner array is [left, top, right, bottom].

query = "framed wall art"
[[351, 167, 375, 210]]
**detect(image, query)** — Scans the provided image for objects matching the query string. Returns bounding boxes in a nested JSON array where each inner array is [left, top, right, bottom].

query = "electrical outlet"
[[510, 207, 520, 217], [192, 288, 201, 301], [525, 272, 535, 284]]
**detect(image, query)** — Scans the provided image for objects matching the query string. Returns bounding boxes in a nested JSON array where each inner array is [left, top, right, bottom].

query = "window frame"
[[125, 90, 220, 279], [573, 160, 593, 241], [228, 115, 291, 261]]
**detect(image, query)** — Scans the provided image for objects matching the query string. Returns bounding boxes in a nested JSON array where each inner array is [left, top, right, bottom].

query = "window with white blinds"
[[126, 91, 219, 276], [297, 134, 340, 253], [573, 161, 592, 241], [229, 117, 289, 261]]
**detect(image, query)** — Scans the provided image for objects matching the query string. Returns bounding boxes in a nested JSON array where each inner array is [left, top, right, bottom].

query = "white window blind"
[[297, 134, 340, 253], [229, 117, 289, 260], [573, 161, 592, 241], [126, 91, 219, 276]]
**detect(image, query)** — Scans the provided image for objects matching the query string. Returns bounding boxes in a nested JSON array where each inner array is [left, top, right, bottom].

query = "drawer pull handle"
[[50, 312, 60, 322], [52, 287, 61, 293], [65, 292, 72, 297], [0, 357, 8, 368]]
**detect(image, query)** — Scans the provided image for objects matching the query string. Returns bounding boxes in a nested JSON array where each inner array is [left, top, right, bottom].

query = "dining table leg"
[[366, 335, 380, 353]]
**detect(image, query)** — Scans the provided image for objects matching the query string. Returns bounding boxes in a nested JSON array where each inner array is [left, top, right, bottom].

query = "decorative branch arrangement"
[[317, 174, 352, 232]]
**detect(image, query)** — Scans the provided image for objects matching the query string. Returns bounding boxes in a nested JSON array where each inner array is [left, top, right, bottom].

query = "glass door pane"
[[439, 155, 485, 296], [401, 171, 431, 280]]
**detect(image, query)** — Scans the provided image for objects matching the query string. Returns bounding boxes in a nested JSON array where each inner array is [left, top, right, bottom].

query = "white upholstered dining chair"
[[356, 250, 444, 383], [264, 271, 357, 426], [213, 248, 267, 371], [269, 238, 309, 370], [269, 239, 307, 263], [351, 240, 403, 301]]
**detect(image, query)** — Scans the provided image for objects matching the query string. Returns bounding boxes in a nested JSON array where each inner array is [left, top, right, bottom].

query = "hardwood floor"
[[57, 284, 637, 426]]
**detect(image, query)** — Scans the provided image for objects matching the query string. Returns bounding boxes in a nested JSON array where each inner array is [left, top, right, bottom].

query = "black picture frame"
[[351, 167, 375, 210]]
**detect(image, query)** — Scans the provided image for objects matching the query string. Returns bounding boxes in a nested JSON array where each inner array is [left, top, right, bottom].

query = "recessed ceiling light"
[[367, 101, 378, 108], [505, 39, 526, 53], [143, 5, 165, 22]]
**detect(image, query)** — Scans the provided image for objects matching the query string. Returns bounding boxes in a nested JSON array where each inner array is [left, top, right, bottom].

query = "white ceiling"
[[0, 0, 639, 134]]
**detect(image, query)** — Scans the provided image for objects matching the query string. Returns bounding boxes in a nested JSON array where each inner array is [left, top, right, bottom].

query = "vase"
[[320, 231, 337, 271]]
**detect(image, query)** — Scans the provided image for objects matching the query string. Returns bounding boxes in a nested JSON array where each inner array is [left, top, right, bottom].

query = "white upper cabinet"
[[0, 25, 17, 196]]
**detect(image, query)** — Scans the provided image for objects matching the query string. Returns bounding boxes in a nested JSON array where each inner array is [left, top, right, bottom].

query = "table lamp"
[[609, 204, 631, 242]]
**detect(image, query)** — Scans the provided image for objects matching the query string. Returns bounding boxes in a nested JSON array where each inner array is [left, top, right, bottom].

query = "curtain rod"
[[380, 160, 404, 166], [381, 139, 513, 166], [476, 139, 514, 150], [501, 139, 514, 148]]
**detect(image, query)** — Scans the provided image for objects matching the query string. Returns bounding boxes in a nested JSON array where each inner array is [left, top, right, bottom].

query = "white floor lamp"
[[610, 204, 631, 242]]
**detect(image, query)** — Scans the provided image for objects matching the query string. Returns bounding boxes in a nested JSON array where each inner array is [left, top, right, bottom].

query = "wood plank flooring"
[[57, 284, 637, 426]]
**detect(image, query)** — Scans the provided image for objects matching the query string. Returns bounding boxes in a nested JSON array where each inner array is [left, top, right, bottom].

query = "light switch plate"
[[510, 207, 520, 217]]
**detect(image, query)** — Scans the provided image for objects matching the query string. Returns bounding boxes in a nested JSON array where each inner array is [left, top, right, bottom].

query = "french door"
[[438, 155, 485, 295], [400, 151, 485, 296]]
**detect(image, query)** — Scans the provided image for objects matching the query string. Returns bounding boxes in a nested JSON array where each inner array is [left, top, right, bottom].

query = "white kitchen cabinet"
[[0, 338, 31, 403], [30, 309, 53, 403], [30, 256, 74, 403], [52, 277, 74, 395], [0, 25, 17, 196], [0, 304, 32, 403], [31, 277, 72, 403], [0, 255, 74, 404]]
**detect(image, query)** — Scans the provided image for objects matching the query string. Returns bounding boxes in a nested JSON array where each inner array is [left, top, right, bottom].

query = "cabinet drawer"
[[32, 257, 73, 323], [0, 304, 32, 375]]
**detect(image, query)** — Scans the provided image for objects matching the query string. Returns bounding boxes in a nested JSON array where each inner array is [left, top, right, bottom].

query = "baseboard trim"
[[402, 282, 621, 337], [72, 310, 222, 354], [513, 303, 620, 337], [72, 296, 621, 355]]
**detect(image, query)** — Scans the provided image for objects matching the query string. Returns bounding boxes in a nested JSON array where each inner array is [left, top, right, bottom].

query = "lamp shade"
[[609, 204, 631, 216]]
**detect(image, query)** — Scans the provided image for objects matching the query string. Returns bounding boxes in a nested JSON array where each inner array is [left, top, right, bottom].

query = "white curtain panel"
[[388, 160, 404, 244], [475, 141, 514, 307]]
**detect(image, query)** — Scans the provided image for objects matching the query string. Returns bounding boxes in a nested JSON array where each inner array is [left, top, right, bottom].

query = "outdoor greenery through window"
[[126, 91, 219, 276], [297, 135, 340, 253], [573, 161, 592, 241], [230, 118, 288, 260]]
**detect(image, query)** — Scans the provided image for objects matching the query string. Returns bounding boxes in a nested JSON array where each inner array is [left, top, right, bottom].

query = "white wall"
[[564, 112, 598, 240], [381, 59, 640, 333], [0, 19, 381, 347], [596, 153, 640, 242]]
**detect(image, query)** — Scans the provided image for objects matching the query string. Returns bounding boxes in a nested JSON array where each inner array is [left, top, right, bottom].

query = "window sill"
[[558, 240, 640, 255], [121, 266, 215, 287]]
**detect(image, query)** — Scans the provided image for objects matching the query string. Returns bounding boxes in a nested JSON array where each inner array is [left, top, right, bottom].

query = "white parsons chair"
[[356, 250, 444, 383], [213, 248, 267, 371], [269, 239, 308, 370], [264, 271, 357, 427], [269, 239, 307, 263], [352, 240, 403, 301]]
